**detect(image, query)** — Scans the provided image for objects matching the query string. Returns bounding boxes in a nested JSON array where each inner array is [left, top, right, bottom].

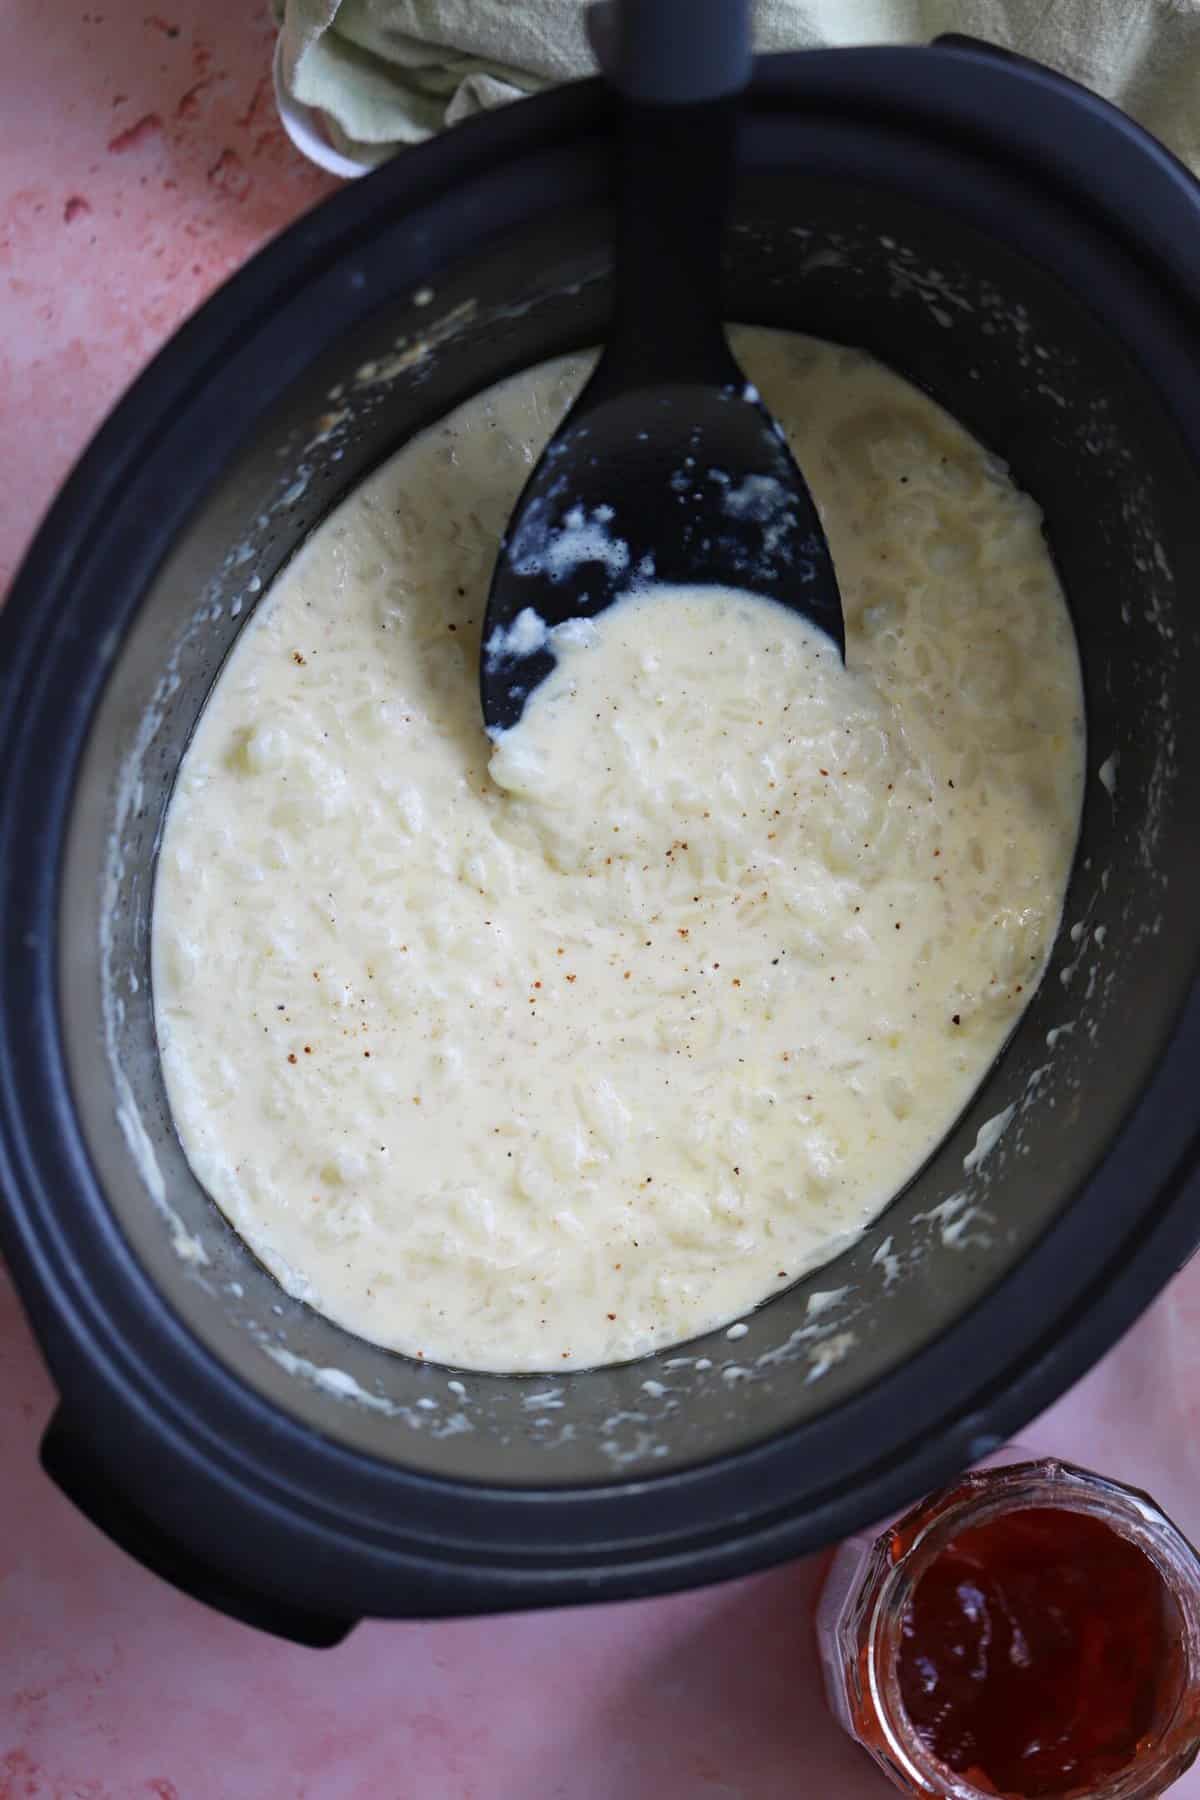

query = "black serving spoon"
[[479, 0, 845, 736]]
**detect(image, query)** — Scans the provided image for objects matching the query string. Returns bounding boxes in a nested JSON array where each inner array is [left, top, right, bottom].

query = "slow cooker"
[[2, 40, 1199, 1647]]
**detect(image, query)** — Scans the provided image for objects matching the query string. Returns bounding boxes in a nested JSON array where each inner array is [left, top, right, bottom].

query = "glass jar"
[[816, 1458, 1200, 1800]]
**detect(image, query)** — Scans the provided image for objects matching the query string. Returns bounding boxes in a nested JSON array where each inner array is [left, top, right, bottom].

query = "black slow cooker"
[[2, 41, 1199, 1648]]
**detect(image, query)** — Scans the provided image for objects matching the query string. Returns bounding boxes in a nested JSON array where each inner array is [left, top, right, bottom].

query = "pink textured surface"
[[0, 0, 332, 592], [2, 4, 1199, 1796]]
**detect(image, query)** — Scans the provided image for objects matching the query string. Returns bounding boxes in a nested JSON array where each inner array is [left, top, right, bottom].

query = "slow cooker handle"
[[40, 1408, 356, 1648]]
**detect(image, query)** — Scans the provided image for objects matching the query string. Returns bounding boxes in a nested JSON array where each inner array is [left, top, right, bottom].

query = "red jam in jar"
[[897, 1506, 1176, 1798], [815, 1459, 1200, 1800]]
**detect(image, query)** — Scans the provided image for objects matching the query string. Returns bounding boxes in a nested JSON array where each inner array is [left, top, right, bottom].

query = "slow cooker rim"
[[3, 46, 1200, 1621], [4, 38, 1199, 674]]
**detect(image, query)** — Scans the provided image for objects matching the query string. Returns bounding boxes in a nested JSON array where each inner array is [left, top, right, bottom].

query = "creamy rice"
[[152, 328, 1084, 1371]]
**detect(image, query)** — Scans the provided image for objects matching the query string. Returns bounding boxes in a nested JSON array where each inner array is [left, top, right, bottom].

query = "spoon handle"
[[587, 0, 751, 104], [586, 0, 752, 393]]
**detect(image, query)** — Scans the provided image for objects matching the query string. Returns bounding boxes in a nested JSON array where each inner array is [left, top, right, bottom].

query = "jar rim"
[[862, 1459, 1200, 1800]]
